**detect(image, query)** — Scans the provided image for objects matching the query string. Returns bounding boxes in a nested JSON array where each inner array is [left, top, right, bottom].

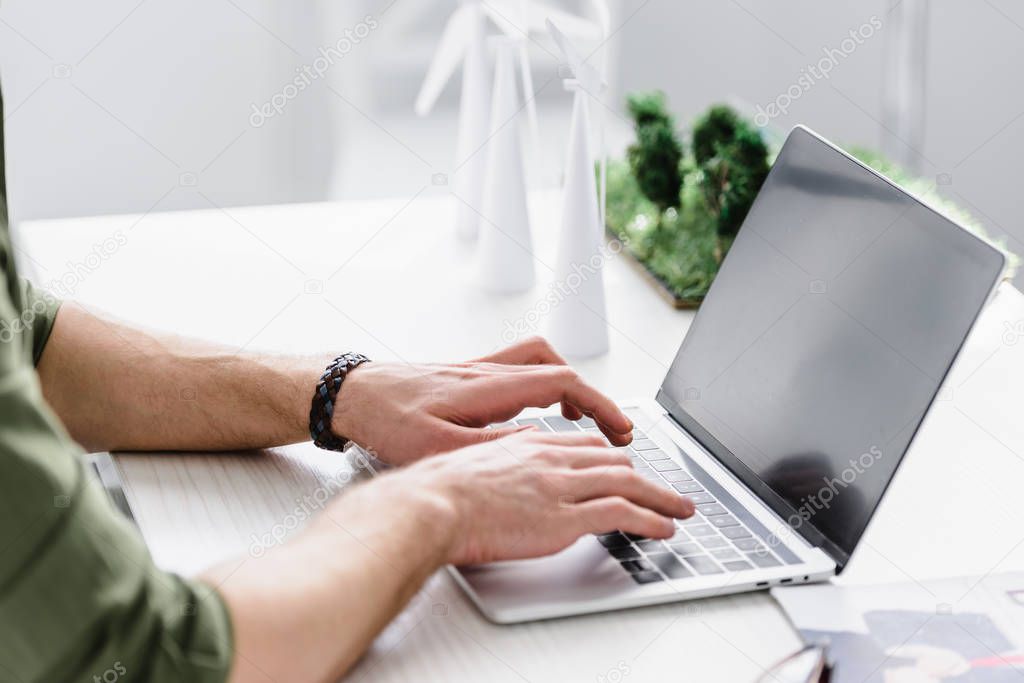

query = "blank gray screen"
[[660, 128, 1004, 557]]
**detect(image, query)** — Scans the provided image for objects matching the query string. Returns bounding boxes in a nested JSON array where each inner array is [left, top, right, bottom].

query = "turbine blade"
[[547, 19, 605, 93], [523, 1, 601, 38], [415, 6, 474, 116]]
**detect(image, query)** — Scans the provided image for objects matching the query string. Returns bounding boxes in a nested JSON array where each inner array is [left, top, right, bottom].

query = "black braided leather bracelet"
[[309, 352, 371, 451]]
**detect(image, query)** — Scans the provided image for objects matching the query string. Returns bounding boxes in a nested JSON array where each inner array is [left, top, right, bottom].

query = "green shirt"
[[0, 86, 233, 681]]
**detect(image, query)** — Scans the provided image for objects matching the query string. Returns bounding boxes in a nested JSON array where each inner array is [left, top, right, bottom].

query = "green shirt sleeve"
[[0, 84, 234, 682], [17, 277, 60, 364]]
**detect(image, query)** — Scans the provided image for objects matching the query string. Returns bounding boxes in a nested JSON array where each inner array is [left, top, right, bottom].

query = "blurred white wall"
[[0, 0, 375, 222], [2, 0, 1023, 283]]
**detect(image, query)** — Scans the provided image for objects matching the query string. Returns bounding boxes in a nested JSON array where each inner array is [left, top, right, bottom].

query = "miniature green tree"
[[626, 91, 683, 213], [692, 105, 770, 239]]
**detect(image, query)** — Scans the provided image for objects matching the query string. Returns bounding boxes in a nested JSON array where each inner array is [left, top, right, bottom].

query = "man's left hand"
[[330, 337, 634, 465]]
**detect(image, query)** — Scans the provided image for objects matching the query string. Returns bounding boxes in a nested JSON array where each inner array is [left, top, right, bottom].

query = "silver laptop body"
[[453, 126, 1007, 623]]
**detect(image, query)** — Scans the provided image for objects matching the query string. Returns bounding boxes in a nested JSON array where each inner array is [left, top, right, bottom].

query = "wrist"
[[407, 483, 462, 565], [309, 353, 372, 451], [327, 363, 373, 447], [397, 462, 471, 565]]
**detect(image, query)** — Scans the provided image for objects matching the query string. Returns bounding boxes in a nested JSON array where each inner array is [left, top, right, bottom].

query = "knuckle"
[[606, 465, 635, 484], [525, 335, 549, 350], [606, 496, 631, 514], [550, 365, 578, 383], [534, 446, 563, 464]]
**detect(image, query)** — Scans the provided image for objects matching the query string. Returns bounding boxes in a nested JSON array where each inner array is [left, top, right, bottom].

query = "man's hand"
[[364, 430, 695, 565], [331, 337, 634, 465], [214, 429, 694, 682]]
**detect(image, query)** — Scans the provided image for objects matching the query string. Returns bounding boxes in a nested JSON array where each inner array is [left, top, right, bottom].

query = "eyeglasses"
[[757, 643, 833, 683]]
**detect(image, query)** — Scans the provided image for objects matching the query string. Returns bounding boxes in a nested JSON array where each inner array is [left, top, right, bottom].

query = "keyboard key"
[[732, 538, 764, 552], [514, 418, 551, 431], [721, 526, 752, 540], [710, 548, 740, 561], [609, 546, 640, 560], [698, 536, 728, 549], [596, 532, 630, 548], [636, 539, 667, 552], [577, 416, 597, 428], [490, 421, 515, 430], [697, 504, 727, 516], [687, 492, 715, 504], [682, 555, 724, 575], [630, 570, 664, 584], [543, 416, 581, 432], [672, 482, 704, 493], [651, 460, 682, 472], [639, 449, 669, 462], [620, 558, 654, 573], [679, 515, 706, 526], [631, 438, 659, 451], [661, 470, 693, 483], [623, 532, 646, 541], [747, 553, 782, 568], [668, 542, 702, 556], [632, 430, 647, 439], [686, 524, 717, 537], [723, 560, 754, 571], [668, 528, 690, 542], [647, 552, 693, 579], [708, 515, 740, 529]]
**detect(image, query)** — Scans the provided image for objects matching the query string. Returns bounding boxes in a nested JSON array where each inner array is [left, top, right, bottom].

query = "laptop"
[[451, 126, 1007, 624]]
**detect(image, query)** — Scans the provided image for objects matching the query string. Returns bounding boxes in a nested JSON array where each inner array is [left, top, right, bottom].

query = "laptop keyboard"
[[498, 415, 790, 584]]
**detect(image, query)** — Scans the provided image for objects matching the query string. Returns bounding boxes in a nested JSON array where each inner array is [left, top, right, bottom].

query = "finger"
[[473, 336, 568, 366], [474, 338, 580, 420], [567, 466, 695, 519], [453, 424, 535, 446], [570, 496, 676, 539], [593, 418, 633, 447], [561, 402, 584, 421], [540, 445, 632, 469], [492, 367, 633, 438], [521, 431, 608, 448]]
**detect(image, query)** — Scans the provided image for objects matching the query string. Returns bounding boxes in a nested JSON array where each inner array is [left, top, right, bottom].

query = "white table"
[[18, 190, 1024, 682]]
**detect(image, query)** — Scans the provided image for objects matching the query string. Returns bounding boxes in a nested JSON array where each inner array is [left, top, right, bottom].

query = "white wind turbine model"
[[415, 0, 602, 242], [545, 17, 611, 358]]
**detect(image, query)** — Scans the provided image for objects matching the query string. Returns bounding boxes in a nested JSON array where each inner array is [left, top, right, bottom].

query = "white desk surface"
[[18, 190, 1024, 682]]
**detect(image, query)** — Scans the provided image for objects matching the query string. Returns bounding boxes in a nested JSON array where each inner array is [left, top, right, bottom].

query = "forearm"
[[37, 302, 329, 452], [204, 479, 456, 683]]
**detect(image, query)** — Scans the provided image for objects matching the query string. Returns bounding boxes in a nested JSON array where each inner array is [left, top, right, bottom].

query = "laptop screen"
[[658, 127, 1005, 565]]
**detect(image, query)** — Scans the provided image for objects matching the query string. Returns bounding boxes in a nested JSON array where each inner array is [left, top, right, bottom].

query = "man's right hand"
[[215, 429, 695, 683], [362, 430, 696, 566]]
